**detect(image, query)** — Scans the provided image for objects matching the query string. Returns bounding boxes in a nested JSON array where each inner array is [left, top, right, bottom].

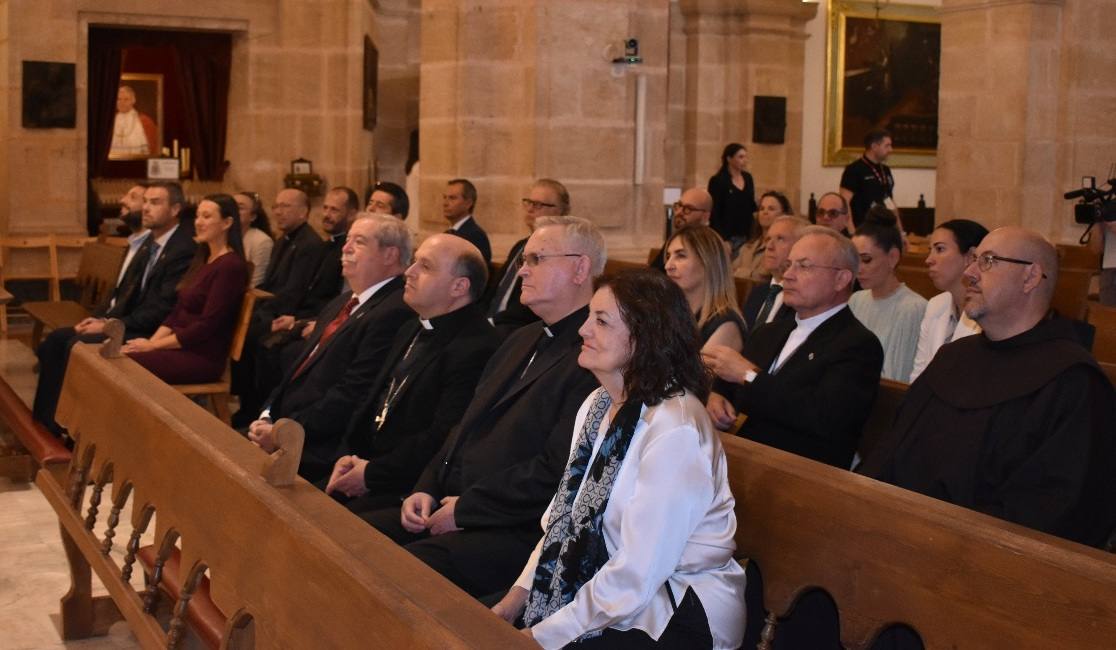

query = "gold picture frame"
[[824, 1, 940, 168], [109, 72, 164, 160]]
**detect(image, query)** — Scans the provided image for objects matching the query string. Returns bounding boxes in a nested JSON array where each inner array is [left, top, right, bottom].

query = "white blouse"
[[515, 390, 746, 650], [242, 227, 274, 288], [909, 291, 980, 382]]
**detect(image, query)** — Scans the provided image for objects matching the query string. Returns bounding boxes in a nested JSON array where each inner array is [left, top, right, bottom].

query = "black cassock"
[[860, 316, 1116, 548]]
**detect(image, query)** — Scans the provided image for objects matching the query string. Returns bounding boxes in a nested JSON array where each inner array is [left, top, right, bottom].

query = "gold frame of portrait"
[[109, 72, 164, 161], [823, 0, 940, 169]]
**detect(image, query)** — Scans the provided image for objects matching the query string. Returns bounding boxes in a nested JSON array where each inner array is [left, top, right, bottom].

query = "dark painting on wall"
[[364, 36, 378, 131], [22, 61, 76, 128], [109, 72, 163, 160], [825, 1, 940, 168]]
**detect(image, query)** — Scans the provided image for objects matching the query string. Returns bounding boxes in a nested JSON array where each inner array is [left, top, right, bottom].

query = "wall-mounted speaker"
[[752, 96, 786, 145]]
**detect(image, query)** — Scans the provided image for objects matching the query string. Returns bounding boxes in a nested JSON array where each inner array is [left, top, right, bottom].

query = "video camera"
[[1066, 165, 1116, 224]]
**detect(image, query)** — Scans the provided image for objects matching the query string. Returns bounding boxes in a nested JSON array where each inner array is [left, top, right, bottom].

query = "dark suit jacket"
[[484, 238, 539, 337], [722, 305, 883, 468], [340, 304, 500, 498], [413, 306, 599, 529], [258, 221, 325, 318], [296, 234, 345, 319], [741, 278, 795, 333], [265, 276, 413, 480], [449, 216, 492, 264], [98, 222, 197, 340]]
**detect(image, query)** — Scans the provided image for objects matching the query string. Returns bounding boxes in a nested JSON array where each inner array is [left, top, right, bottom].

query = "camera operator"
[[1089, 220, 1116, 306]]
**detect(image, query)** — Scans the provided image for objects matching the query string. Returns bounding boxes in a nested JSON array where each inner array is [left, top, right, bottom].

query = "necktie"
[[488, 252, 524, 317], [755, 284, 783, 327], [140, 242, 161, 289], [292, 296, 359, 378], [109, 235, 154, 316]]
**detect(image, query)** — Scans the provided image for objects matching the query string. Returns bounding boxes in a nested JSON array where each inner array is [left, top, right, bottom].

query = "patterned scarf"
[[523, 388, 643, 635]]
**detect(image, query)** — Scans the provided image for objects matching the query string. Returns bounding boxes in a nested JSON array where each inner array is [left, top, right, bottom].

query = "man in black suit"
[[365, 181, 409, 220], [703, 226, 883, 468], [324, 233, 499, 512], [246, 214, 414, 481], [33, 181, 197, 435], [442, 178, 492, 263], [741, 215, 808, 332], [232, 187, 326, 425], [362, 215, 604, 598], [484, 178, 569, 337], [649, 187, 714, 270], [250, 187, 360, 407]]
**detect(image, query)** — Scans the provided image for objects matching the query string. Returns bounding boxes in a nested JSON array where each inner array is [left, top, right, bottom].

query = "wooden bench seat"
[[36, 344, 533, 649], [0, 367, 70, 481], [722, 434, 1116, 648]]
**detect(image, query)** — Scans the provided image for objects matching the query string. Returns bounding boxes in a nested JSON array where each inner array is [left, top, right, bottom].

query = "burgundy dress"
[[129, 253, 248, 384]]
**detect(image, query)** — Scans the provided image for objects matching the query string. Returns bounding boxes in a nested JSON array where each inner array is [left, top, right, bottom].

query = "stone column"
[[678, 0, 816, 208], [937, 0, 1116, 242], [419, 0, 671, 260]]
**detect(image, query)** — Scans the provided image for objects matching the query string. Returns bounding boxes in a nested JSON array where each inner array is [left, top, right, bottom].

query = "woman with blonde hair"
[[664, 225, 746, 351]]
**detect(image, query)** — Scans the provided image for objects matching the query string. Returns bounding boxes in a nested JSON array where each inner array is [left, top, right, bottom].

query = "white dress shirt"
[[516, 390, 746, 650], [909, 291, 981, 382], [770, 302, 847, 373], [449, 214, 474, 231]]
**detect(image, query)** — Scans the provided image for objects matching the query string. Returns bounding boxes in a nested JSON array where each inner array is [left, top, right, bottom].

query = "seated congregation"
[[20, 168, 1116, 649]]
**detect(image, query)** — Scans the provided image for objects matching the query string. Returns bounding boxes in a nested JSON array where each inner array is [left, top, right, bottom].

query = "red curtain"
[[87, 27, 231, 181]]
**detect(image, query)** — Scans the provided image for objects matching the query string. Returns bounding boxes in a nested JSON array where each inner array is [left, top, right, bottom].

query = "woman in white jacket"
[[492, 270, 746, 649]]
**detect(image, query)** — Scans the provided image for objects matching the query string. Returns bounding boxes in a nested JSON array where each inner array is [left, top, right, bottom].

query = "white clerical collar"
[[543, 326, 554, 337], [419, 318, 434, 330], [355, 275, 395, 307], [450, 215, 474, 231], [793, 302, 847, 332]]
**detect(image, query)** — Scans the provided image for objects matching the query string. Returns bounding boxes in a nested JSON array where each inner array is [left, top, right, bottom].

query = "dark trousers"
[[32, 327, 107, 435], [571, 587, 712, 649], [362, 506, 540, 598]]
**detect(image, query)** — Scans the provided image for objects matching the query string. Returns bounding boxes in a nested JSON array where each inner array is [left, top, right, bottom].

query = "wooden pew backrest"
[[721, 434, 1116, 648], [43, 344, 532, 649]]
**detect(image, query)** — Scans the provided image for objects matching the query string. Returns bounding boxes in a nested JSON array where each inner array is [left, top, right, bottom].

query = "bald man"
[[650, 187, 715, 270], [325, 233, 500, 513], [861, 227, 1116, 548]]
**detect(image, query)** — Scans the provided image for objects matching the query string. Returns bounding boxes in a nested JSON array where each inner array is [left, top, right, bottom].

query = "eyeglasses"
[[672, 202, 709, 216], [517, 252, 583, 267], [816, 208, 848, 219], [975, 253, 1048, 278], [784, 258, 847, 274], [522, 198, 558, 210]]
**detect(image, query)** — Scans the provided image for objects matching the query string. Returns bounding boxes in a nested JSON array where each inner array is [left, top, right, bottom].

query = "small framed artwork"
[[824, 1, 940, 168], [363, 36, 378, 131], [291, 158, 313, 176], [147, 157, 181, 180], [109, 72, 163, 160], [22, 61, 76, 128]]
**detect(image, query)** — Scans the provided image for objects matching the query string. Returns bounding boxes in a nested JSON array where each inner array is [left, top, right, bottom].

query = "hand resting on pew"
[[74, 316, 107, 335]]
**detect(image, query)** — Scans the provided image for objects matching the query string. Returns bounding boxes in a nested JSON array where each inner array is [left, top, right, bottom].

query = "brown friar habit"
[[860, 316, 1116, 548]]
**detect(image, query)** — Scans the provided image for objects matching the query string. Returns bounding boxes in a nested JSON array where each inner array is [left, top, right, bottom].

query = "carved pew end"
[[99, 319, 125, 358], [259, 418, 305, 487]]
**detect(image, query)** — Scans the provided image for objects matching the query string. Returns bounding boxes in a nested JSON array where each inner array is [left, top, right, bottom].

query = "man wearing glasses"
[[649, 187, 714, 270], [702, 226, 884, 468], [861, 226, 1116, 548], [813, 192, 853, 236], [362, 215, 602, 598], [484, 178, 570, 336]]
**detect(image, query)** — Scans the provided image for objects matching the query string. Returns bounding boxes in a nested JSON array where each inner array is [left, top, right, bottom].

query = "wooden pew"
[[36, 344, 532, 649], [722, 434, 1116, 648], [23, 240, 127, 348]]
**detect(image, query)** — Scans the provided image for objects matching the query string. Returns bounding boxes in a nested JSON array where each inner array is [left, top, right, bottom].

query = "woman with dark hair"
[[733, 191, 793, 282], [909, 218, 989, 381], [707, 143, 757, 254], [124, 193, 249, 384], [492, 270, 746, 649], [234, 191, 274, 287], [664, 225, 746, 352], [849, 207, 927, 383]]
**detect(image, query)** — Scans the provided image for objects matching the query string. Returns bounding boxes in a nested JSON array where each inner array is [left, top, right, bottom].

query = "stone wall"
[[937, 0, 1116, 242], [0, 0, 399, 248], [418, 0, 671, 260]]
